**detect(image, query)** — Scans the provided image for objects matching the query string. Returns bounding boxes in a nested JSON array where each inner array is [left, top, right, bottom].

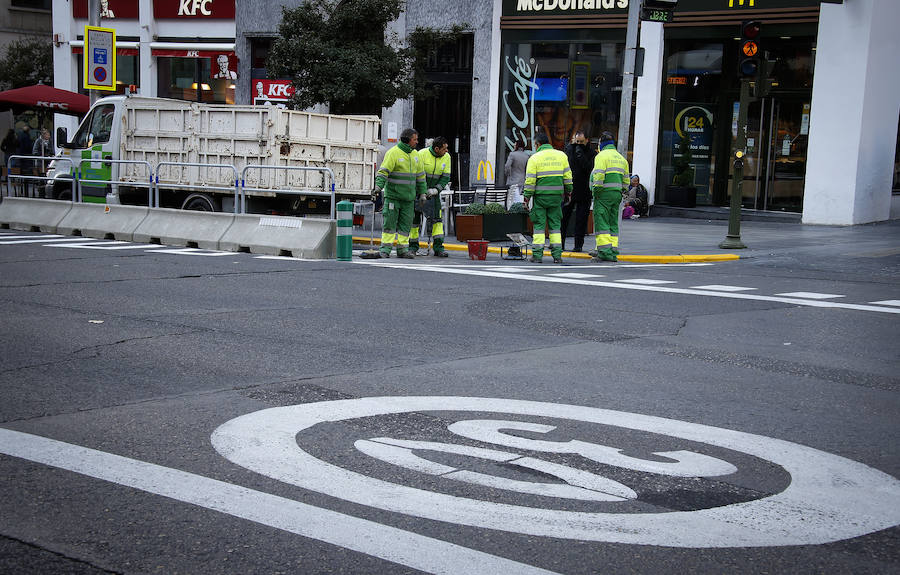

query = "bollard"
[[336, 200, 353, 261]]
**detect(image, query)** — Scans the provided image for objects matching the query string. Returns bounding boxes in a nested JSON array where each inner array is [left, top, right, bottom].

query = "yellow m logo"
[[729, 0, 755, 6], [477, 160, 494, 182]]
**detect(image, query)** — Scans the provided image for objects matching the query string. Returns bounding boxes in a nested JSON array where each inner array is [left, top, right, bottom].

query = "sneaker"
[[630, 214, 640, 220], [433, 250, 449, 258], [398, 251, 415, 259]]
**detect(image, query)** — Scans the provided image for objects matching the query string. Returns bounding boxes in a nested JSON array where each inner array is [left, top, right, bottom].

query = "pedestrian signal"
[[739, 21, 762, 78]]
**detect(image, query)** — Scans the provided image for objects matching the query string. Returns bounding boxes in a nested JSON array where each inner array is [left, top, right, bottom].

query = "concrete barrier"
[[219, 214, 335, 258], [0, 197, 73, 233], [57, 203, 149, 241], [133, 207, 234, 250]]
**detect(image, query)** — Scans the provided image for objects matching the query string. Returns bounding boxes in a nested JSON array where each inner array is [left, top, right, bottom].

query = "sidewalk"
[[353, 214, 900, 264]]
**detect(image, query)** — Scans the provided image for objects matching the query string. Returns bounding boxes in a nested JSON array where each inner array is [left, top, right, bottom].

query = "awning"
[[0, 84, 90, 116]]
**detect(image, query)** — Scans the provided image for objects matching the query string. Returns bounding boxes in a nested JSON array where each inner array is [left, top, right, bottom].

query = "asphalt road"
[[0, 230, 898, 574]]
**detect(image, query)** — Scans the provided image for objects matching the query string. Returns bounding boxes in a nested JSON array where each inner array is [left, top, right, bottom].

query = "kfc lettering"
[[254, 80, 294, 103], [153, 0, 235, 19]]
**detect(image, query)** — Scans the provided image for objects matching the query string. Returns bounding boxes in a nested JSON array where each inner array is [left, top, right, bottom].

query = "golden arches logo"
[[477, 160, 494, 182]]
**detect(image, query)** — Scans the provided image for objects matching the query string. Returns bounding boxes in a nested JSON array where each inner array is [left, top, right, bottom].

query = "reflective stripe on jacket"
[[523, 144, 573, 197], [376, 142, 426, 201], [591, 144, 630, 194], [419, 147, 452, 189]]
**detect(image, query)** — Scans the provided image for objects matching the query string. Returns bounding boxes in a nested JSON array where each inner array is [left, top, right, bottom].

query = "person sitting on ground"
[[624, 174, 649, 218]]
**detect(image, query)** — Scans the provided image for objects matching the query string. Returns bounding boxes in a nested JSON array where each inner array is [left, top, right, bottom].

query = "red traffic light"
[[742, 21, 761, 40]]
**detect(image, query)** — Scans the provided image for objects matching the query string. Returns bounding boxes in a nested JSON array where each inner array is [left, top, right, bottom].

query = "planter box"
[[482, 213, 528, 241], [455, 214, 483, 241]]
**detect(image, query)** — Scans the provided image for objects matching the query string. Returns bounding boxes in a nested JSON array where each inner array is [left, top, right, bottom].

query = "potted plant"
[[666, 135, 697, 208], [481, 202, 528, 241], [455, 202, 485, 241]]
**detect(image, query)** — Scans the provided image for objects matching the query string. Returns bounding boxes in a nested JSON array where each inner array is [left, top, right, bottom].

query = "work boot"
[[379, 251, 391, 259], [530, 256, 542, 263], [553, 256, 563, 264], [588, 250, 598, 258], [398, 250, 415, 259], [433, 250, 448, 258]]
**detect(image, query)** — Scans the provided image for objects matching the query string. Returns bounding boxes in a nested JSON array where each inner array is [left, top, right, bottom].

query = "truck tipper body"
[[48, 95, 380, 214]]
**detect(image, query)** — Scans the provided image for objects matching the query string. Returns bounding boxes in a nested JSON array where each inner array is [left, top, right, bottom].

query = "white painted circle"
[[211, 396, 900, 548]]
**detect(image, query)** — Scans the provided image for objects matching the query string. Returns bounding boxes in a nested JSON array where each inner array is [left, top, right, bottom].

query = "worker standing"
[[412, 136, 451, 257], [590, 131, 630, 262], [373, 128, 426, 258], [523, 132, 572, 264]]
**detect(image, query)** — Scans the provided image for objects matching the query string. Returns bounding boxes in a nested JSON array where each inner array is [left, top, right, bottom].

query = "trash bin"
[[467, 239, 489, 260]]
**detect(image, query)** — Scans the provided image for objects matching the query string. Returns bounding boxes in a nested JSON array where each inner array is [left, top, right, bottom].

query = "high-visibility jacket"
[[523, 144, 573, 197], [419, 147, 452, 190], [375, 142, 426, 202], [591, 144, 630, 194]]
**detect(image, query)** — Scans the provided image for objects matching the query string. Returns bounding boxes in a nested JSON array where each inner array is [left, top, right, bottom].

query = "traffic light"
[[739, 20, 761, 78]]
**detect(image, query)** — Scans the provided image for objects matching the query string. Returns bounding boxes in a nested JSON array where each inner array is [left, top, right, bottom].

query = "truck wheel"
[[182, 193, 217, 212]]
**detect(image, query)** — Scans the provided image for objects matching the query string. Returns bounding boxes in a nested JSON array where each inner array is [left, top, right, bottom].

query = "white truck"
[[48, 95, 380, 215]]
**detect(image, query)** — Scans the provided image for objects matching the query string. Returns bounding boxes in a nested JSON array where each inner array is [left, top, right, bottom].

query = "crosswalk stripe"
[[615, 279, 677, 285], [869, 300, 900, 307], [0, 237, 90, 245], [0, 234, 63, 240], [550, 273, 605, 279], [775, 292, 845, 300], [690, 285, 757, 292], [49, 242, 164, 250]]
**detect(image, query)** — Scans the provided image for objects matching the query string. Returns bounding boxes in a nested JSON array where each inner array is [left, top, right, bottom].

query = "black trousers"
[[561, 197, 591, 250]]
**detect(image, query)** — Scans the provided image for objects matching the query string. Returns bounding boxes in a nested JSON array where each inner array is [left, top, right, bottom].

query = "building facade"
[[52, 0, 899, 225]]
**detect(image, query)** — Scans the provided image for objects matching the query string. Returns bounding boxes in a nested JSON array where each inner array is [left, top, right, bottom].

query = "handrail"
[[240, 165, 336, 219], [77, 158, 153, 205], [155, 161, 240, 213], [6, 156, 77, 201]]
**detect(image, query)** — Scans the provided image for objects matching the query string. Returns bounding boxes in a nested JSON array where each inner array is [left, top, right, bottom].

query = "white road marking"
[[775, 292, 845, 300], [212, 396, 900, 548], [690, 285, 757, 292], [359, 263, 900, 315], [0, 428, 559, 575], [149, 248, 232, 256], [0, 234, 63, 240], [550, 273, 605, 279], [869, 300, 900, 307], [615, 278, 678, 285], [50, 242, 163, 250], [0, 237, 88, 245]]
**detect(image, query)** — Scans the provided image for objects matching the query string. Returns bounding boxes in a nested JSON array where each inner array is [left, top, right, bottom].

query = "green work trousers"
[[592, 189, 622, 257], [529, 194, 563, 260], [380, 197, 415, 255]]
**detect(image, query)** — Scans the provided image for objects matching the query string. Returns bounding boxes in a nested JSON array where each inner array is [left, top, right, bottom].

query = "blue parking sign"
[[93, 48, 107, 65]]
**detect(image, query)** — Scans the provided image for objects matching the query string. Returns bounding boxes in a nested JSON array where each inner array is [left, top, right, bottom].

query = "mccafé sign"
[[153, 0, 235, 19]]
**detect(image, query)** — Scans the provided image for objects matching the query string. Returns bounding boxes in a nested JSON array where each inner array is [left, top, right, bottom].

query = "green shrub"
[[484, 202, 507, 215], [463, 203, 487, 215], [508, 202, 527, 214]]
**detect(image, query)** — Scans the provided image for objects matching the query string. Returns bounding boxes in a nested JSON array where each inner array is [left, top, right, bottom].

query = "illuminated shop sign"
[[153, 0, 236, 19], [504, 0, 628, 14]]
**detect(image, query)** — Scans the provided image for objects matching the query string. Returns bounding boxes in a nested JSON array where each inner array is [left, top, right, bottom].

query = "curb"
[[352, 236, 740, 263]]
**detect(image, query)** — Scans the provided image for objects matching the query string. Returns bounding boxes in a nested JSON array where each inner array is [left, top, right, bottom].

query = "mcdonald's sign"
[[477, 160, 494, 182]]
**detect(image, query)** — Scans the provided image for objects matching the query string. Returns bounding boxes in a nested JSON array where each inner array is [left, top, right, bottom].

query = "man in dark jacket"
[[561, 130, 596, 252]]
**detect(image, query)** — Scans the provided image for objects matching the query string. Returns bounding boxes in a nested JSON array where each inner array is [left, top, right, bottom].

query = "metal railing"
[[155, 162, 240, 213], [77, 158, 154, 205], [5, 156, 76, 200], [241, 165, 336, 218]]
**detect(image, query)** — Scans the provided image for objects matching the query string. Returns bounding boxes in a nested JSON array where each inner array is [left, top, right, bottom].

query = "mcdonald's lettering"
[[477, 161, 494, 182]]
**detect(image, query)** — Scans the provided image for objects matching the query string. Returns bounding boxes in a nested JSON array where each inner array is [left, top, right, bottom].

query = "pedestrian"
[[624, 174, 649, 218], [373, 128, 426, 259], [561, 130, 596, 252], [412, 136, 451, 257], [32, 128, 54, 174], [504, 140, 530, 205], [1, 128, 15, 168], [523, 132, 572, 264], [15, 124, 33, 195], [589, 132, 630, 262]]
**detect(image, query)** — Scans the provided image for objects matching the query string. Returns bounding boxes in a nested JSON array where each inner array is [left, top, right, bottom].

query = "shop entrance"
[[731, 96, 810, 212]]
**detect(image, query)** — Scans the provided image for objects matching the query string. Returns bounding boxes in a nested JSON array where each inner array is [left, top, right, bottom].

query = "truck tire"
[[181, 193, 218, 212]]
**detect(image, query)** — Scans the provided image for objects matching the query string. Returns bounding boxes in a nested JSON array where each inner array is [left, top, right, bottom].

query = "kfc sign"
[[154, 0, 235, 19], [253, 80, 294, 104]]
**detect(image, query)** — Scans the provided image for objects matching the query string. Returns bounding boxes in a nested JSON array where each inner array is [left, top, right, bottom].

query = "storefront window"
[[497, 40, 623, 183], [158, 57, 235, 104]]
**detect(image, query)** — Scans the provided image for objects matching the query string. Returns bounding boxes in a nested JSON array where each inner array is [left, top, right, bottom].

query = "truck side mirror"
[[56, 127, 68, 148]]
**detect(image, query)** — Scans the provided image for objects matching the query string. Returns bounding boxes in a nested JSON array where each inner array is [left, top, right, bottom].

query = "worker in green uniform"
[[374, 128, 426, 258], [523, 132, 573, 264], [590, 131, 630, 262], [412, 136, 451, 257]]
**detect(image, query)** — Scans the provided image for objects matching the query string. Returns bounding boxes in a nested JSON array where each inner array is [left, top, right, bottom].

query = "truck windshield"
[[69, 104, 116, 149]]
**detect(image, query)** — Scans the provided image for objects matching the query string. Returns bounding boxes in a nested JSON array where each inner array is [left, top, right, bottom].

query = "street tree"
[[0, 38, 53, 91]]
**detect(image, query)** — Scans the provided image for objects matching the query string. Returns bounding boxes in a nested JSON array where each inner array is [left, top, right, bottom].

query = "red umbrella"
[[0, 84, 90, 117]]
